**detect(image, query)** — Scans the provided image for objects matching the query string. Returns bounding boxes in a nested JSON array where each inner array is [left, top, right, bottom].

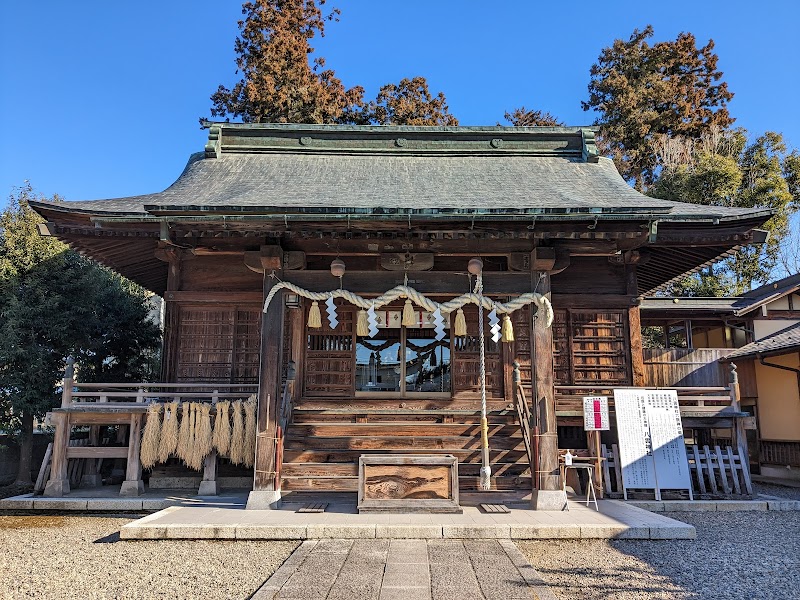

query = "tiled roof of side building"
[[27, 123, 773, 223], [723, 322, 800, 361]]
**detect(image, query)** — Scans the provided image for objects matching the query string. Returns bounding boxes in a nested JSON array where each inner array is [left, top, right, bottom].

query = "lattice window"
[[304, 304, 355, 397], [552, 309, 630, 386], [452, 305, 503, 397], [175, 305, 261, 384]]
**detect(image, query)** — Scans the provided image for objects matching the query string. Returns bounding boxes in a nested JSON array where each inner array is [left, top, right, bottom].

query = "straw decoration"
[[243, 396, 257, 468], [176, 402, 191, 463], [501, 314, 515, 343], [454, 308, 467, 337], [402, 299, 416, 327], [192, 402, 213, 469], [356, 309, 369, 337], [229, 400, 245, 466], [212, 400, 231, 457], [307, 301, 322, 328], [157, 401, 179, 463], [140, 403, 162, 469]]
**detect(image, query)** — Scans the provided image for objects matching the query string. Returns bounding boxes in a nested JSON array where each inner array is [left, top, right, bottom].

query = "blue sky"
[[1, 0, 798, 205]]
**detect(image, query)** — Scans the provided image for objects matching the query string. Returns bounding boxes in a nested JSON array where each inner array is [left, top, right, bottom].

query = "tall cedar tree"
[[504, 107, 563, 127], [208, 2, 456, 126], [583, 26, 734, 190], [0, 185, 161, 484], [207, 0, 364, 123]]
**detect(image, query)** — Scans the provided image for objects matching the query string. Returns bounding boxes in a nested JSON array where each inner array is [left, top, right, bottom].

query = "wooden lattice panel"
[[175, 305, 261, 384], [304, 304, 355, 397], [452, 305, 503, 397], [552, 309, 629, 386]]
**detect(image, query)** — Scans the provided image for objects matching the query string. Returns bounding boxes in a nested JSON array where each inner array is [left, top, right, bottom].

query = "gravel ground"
[[519, 511, 800, 600], [754, 481, 800, 500], [0, 515, 298, 600]]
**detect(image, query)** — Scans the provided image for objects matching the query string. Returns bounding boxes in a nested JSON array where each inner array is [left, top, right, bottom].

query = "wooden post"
[[729, 363, 753, 491], [155, 246, 183, 382], [120, 413, 144, 496], [529, 249, 565, 510], [586, 430, 604, 499], [626, 267, 646, 387], [61, 357, 75, 407], [198, 452, 218, 496], [43, 412, 70, 497], [249, 246, 285, 508]]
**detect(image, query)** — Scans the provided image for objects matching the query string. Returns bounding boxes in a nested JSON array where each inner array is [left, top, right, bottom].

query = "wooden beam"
[[120, 413, 144, 496], [163, 291, 263, 303], [67, 447, 129, 459], [43, 413, 70, 497]]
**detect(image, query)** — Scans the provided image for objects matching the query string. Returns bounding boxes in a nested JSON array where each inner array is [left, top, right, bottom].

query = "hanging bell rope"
[[264, 282, 553, 329], [475, 273, 492, 491]]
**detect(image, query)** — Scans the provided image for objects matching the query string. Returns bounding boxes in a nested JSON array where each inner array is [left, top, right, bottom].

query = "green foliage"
[[583, 25, 734, 190], [0, 184, 161, 437], [650, 131, 800, 294]]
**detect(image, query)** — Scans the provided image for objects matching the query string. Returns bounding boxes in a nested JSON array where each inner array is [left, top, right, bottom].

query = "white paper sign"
[[583, 396, 610, 431], [614, 389, 657, 491], [614, 389, 692, 500], [645, 391, 692, 492]]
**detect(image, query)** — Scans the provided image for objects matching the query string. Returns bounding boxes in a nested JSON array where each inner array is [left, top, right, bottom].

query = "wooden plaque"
[[358, 455, 462, 513]]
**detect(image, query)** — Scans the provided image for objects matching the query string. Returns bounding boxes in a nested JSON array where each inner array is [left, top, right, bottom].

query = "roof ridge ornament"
[[205, 125, 222, 158], [581, 128, 600, 163]]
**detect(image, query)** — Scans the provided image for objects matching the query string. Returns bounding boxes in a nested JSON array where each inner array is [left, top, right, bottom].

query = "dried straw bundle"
[[212, 400, 231, 457], [157, 401, 179, 463], [176, 402, 191, 463], [192, 402, 213, 469], [185, 403, 201, 470], [243, 396, 257, 468], [229, 400, 245, 466], [140, 403, 162, 469]]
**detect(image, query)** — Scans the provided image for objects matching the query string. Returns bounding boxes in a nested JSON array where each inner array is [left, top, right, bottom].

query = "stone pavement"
[[119, 499, 696, 540], [252, 539, 558, 600]]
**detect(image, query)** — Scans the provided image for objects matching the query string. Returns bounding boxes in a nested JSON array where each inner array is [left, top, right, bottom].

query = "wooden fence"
[[760, 440, 800, 467], [643, 348, 738, 388], [601, 443, 753, 497]]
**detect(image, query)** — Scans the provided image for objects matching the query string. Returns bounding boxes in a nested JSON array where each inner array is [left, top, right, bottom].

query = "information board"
[[583, 396, 610, 431], [613, 389, 693, 500]]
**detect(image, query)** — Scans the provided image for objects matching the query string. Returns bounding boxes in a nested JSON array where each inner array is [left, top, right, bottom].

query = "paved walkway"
[[119, 499, 695, 540], [252, 539, 557, 600]]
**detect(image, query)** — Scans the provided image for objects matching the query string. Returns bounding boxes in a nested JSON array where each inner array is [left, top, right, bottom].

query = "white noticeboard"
[[583, 396, 610, 431], [613, 389, 693, 500]]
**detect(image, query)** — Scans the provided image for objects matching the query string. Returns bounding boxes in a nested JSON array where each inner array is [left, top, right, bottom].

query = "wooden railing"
[[760, 440, 800, 467], [63, 382, 258, 408], [512, 361, 536, 491], [555, 385, 736, 416]]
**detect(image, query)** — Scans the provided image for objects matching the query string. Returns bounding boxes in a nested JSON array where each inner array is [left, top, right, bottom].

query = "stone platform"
[[119, 498, 696, 541]]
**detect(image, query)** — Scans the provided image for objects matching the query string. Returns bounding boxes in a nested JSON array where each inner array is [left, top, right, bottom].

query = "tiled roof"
[[724, 322, 800, 360], [28, 123, 772, 223]]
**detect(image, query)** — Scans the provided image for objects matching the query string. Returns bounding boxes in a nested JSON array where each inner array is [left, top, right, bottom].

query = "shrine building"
[[30, 123, 772, 508]]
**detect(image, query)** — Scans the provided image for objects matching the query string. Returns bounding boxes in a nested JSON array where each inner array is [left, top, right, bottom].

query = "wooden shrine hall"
[[30, 123, 772, 509]]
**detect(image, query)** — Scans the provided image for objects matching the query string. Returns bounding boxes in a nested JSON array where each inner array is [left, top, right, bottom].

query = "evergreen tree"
[[583, 26, 734, 190], [0, 184, 161, 484]]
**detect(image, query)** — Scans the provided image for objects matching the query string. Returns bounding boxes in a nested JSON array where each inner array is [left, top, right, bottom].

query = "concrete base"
[[119, 480, 145, 497], [246, 490, 282, 510], [43, 478, 70, 498], [197, 481, 218, 496], [530, 489, 568, 511]]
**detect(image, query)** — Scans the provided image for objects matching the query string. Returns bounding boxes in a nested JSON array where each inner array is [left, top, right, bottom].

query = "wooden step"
[[282, 448, 529, 464], [284, 435, 527, 451], [288, 423, 522, 438], [295, 399, 512, 411], [282, 461, 530, 478], [280, 475, 531, 492]]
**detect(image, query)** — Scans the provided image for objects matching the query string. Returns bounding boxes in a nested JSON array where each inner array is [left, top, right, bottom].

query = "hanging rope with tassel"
[[476, 273, 492, 491]]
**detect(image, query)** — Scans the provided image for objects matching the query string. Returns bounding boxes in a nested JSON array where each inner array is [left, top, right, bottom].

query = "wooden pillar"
[[155, 246, 183, 383], [533, 270, 559, 492], [198, 451, 218, 496], [120, 413, 144, 496], [43, 412, 70, 497], [626, 266, 646, 387], [80, 426, 102, 487], [250, 246, 285, 507], [729, 363, 753, 492]]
